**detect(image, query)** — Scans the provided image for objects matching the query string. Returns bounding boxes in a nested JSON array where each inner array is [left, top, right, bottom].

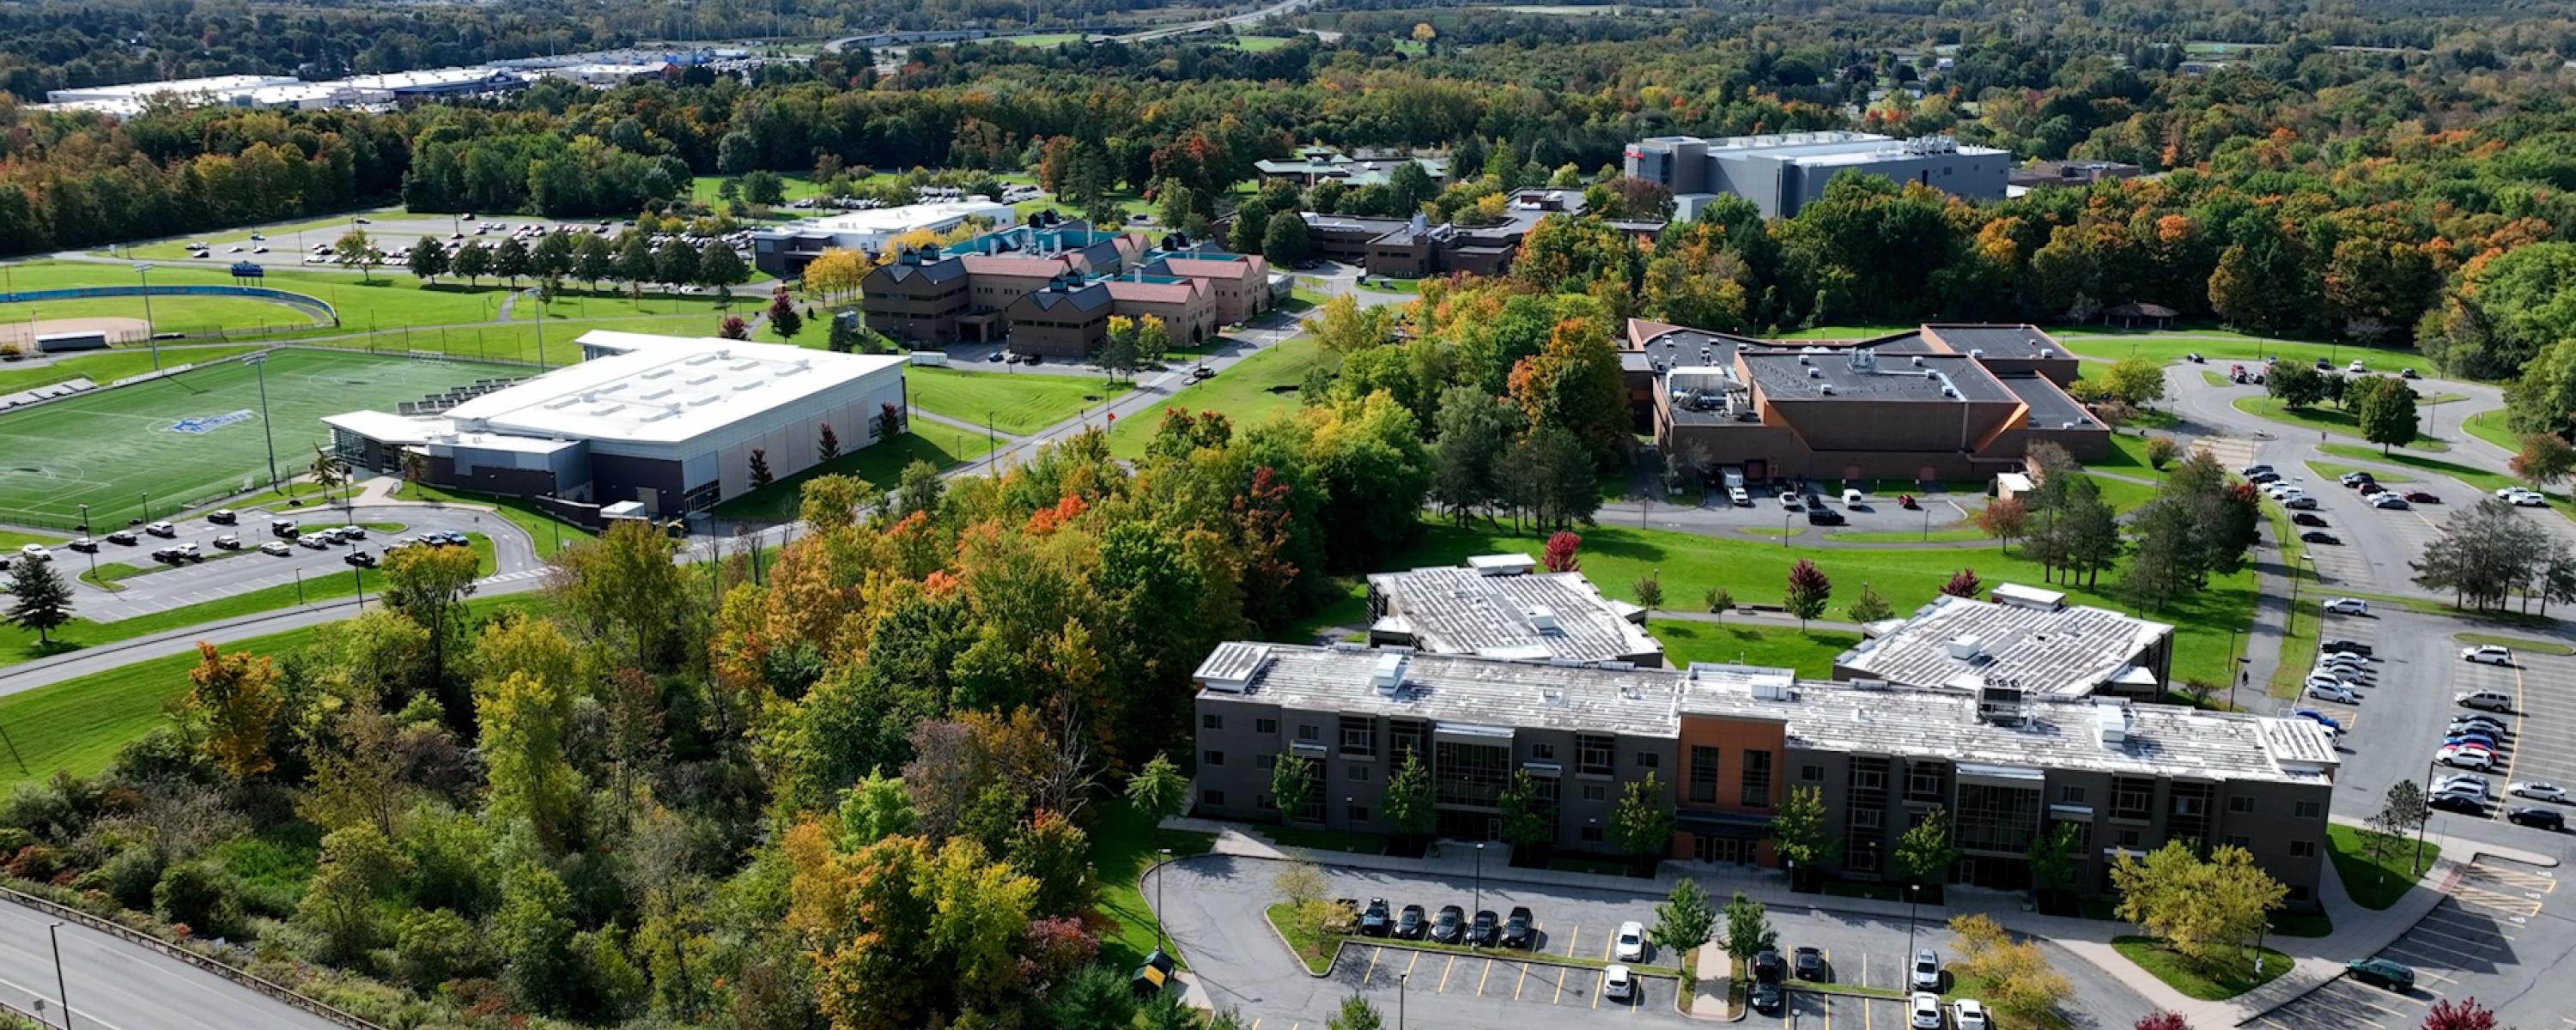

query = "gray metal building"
[[1626, 131, 2011, 218]]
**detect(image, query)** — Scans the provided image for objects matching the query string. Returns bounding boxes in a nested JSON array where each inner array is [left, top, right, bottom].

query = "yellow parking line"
[[1438, 955, 1455, 992], [1406, 950, 1422, 979], [1566, 924, 1581, 959], [1515, 960, 1531, 1000], [1593, 967, 1605, 1009], [1363, 947, 1380, 987], [1479, 957, 1495, 995], [2495, 663, 2529, 791]]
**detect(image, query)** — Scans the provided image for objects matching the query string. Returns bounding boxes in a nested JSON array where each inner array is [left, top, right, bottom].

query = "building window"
[[1257, 793, 1274, 811], [1580, 826, 1606, 844], [1392, 720, 1426, 764], [1256, 754, 1275, 771], [1340, 716, 1377, 758], [1349, 805, 1370, 823], [2289, 884, 2312, 903], [2057, 785, 2087, 804], [2225, 835, 2251, 849], [2295, 801, 2322, 818], [1202, 713, 1224, 731], [1203, 750, 1224, 766], [2110, 777, 2155, 821], [1690, 746, 1722, 804], [1801, 765, 1825, 784], [1583, 784, 1607, 802], [1531, 742, 1556, 760], [1850, 765, 1888, 793], [2290, 840, 2318, 858], [1905, 764, 1946, 803], [1203, 790, 1224, 806], [1297, 724, 1320, 742], [1435, 741, 1510, 808], [2117, 828, 2142, 847], [1348, 765, 1370, 783], [1257, 718, 1279, 735], [1852, 809, 1885, 830], [1954, 781, 2044, 855], [1577, 735, 1614, 777], [1741, 750, 1773, 809], [1637, 752, 1659, 769], [2228, 796, 2256, 815]]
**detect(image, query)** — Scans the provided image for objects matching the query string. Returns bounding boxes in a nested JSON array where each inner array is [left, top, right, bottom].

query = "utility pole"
[[49, 920, 71, 1030]]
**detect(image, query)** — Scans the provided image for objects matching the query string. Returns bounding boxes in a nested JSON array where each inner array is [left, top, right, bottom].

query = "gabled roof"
[[1157, 256, 1263, 280], [1012, 283, 1113, 315], [962, 254, 1081, 278], [868, 258, 968, 285], [1106, 277, 1204, 305]]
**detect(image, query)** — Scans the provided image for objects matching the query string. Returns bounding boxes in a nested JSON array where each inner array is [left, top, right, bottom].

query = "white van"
[[1844, 488, 1866, 509]]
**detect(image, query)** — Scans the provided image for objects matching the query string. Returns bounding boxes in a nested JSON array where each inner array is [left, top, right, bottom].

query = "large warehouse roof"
[[440, 331, 905, 445]]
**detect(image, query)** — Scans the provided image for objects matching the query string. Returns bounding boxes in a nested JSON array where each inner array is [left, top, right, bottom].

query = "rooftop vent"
[[1946, 634, 1984, 660], [1807, 367, 1822, 379], [1969, 348, 1985, 358], [1371, 652, 1410, 696], [1818, 385, 1836, 396], [1797, 354, 1814, 366], [1527, 606, 1560, 633], [2096, 701, 2131, 745], [1911, 355, 1926, 367]]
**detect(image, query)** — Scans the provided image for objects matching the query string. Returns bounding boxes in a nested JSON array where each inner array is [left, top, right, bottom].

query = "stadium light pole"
[[248, 354, 280, 488], [132, 263, 160, 371]]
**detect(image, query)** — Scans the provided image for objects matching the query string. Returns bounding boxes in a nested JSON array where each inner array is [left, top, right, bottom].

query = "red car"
[[2405, 491, 2441, 504]]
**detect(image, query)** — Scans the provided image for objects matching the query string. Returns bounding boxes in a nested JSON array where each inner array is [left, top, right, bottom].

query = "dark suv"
[[1466, 909, 1500, 947], [1360, 899, 1391, 937], [1499, 906, 1536, 949], [1394, 905, 1426, 940]]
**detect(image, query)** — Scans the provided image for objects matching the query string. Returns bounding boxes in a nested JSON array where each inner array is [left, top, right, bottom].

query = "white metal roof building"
[[1364, 556, 1663, 666], [1832, 586, 2176, 699], [325, 331, 907, 516], [44, 75, 300, 106], [750, 198, 1020, 275]]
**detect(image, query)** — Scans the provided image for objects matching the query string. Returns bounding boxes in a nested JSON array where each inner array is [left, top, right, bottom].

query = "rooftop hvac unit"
[[1527, 606, 1559, 632], [1371, 653, 1410, 696], [1977, 683, 2026, 725], [1797, 354, 1814, 366], [1946, 634, 1984, 660], [1941, 387, 1958, 397], [1969, 348, 1985, 358], [1818, 385, 1835, 396], [2096, 701, 2130, 744], [1807, 367, 1822, 379], [1911, 355, 1926, 367]]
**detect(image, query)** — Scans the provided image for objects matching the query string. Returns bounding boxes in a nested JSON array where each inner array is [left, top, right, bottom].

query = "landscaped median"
[[2111, 936, 2291, 1001], [2327, 823, 2439, 911]]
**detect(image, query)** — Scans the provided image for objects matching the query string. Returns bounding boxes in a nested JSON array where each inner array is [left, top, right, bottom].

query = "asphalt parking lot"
[[1654, 480, 1988, 536], [1151, 856, 2153, 1030], [2258, 857, 2568, 1030]]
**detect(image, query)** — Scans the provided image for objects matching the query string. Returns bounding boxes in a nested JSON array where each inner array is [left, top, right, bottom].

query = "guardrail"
[[0, 883, 386, 1030]]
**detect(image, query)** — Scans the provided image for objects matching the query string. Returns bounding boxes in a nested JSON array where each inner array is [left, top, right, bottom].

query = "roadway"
[[0, 896, 345, 1030]]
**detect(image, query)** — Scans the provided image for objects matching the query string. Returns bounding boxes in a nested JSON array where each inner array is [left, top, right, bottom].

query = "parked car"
[[1750, 978, 1783, 1014], [2464, 645, 2514, 666], [1501, 906, 1536, 949], [2451, 714, 2508, 734], [106, 530, 137, 545], [1911, 949, 1941, 991], [2433, 782, 2491, 804], [2458, 689, 2516, 712], [2511, 781, 2567, 803], [2292, 708, 2344, 733], [1910, 993, 1944, 1029], [270, 518, 297, 536], [2347, 958, 2415, 991], [1467, 909, 1500, 947], [1793, 946, 1826, 982], [1603, 966, 1636, 1002], [1752, 950, 1786, 985], [1953, 999, 1991, 1030], [1430, 906, 1465, 944], [1779, 493, 1802, 511], [345, 550, 377, 567], [2434, 774, 2490, 797], [2402, 368, 2421, 379], [259, 541, 292, 556], [2445, 732, 2501, 751], [2509, 807, 2566, 831], [2322, 639, 2374, 657], [2306, 681, 2360, 704], [2341, 471, 2376, 487], [2300, 530, 2342, 544], [1394, 905, 1426, 940], [1614, 920, 1647, 962], [66, 537, 97, 553], [211, 534, 241, 549], [2247, 469, 2281, 484], [2242, 464, 2275, 478], [299, 535, 331, 549], [2323, 597, 2369, 615], [2291, 512, 2328, 527], [1806, 507, 1846, 526], [208, 509, 237, 524], [2429, 792, 2487, 815], [2358, 482, 2389, 496], [2371, 494, 2410, 510], [2406, 491, 2442, 504], [2439, 745, 2497, 771], [144, 520, 176, 537], [1359, 899, 1390, 937], [1728, 486, 1752, 506]]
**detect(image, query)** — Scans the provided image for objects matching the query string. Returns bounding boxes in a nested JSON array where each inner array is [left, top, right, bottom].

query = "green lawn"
[[1230, 34, 1300, 51], [2082, 472, 2160, 513], [0, 526, 61, 548], [2111, 936, 2290, 1000], [2304, 460, 2414, 484], [509, 288, 733, 323], [688, 173, 830, 205], [2230, 396, 2451, 451], [1106, 335, 1334, 458], [2263, 502, 2320, 701], [994, 32, 1086, 46], [2326, 823, 2438, 910], [0, 348, 521, 528], [2056, 331, 2426, 377], [1091, 798, 1217, 971], [1266, 901, 1339, 974], [1650, 621, 1860, 677], [708, 428, 999, 524], [0, 345, 267, 394], [2, 260, 519, 336], [0, 295, 324, 336], [908, 366, 1132, 435], [1822, 526, 1989, 543], [0, 592, 548, 791], [1383, 518, 2255, 687], [119, 206, 406, 260], [2462, 409, 2518, 452], [1774, 324, 1921, 340], [2454, 632, 2576, 656], [2315, 443, 2572, 518]]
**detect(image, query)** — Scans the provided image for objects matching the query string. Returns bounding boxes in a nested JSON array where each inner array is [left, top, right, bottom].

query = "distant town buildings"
[[35, 51, 733, 117], [1254, 147, 1451, 188], [2008, 159, 2145, 191], [1625, 131, 2011, 219]]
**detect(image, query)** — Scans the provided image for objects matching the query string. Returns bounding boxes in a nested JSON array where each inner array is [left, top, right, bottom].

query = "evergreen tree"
[[4, 555, 72, 644]]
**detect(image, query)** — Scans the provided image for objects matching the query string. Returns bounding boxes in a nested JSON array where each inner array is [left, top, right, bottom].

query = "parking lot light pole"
[[2417, 759, 2437, 871], [1399, 972, 1408, 1030], [249, 354, 280, 488], [1904, 883, 1921, 965], [1473, 842, 1485, 937], [134, 262, 159, 371], [76, 504, 96, 582], [49, 919, 70, 1030]]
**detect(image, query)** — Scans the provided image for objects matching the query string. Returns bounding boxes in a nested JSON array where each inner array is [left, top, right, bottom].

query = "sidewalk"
[[1164, 815, 2555, 1027]]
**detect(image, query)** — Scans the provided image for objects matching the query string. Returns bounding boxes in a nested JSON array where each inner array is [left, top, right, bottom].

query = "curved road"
[[1, 894, 344, 1030]]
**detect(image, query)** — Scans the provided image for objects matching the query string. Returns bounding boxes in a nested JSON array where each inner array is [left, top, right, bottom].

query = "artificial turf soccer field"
[[0, 348, 517, 528]]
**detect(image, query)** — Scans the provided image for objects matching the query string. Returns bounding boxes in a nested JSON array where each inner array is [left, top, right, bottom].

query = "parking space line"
[[2415, 914, 2512, 943], [2403, 922, 2512, 952], [1478, 958, 1494, 996], [1566, 924, 1581, 959], [1405, 950, 1420, 981], [1362, 947, 1380, 987], [1437, 955, 1455, 993], [1593, 967, 1604, 1009]]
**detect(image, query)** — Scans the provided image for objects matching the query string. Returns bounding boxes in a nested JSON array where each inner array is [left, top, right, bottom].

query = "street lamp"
[[1154, 847, 1173, 953], [133, 263, 160, 371], [1473, 842, 1485, 936], [1904, 883, 1922, 965], [49, 919, 71, 1030], [1399, 971, 1409, 1030], [76, 503, 95, 584], [2416, 758, 2438, 872]]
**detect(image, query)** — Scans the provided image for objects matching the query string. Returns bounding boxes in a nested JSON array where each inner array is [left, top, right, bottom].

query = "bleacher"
[[397, 376, 523, 415], [0, 377, 97, 412]]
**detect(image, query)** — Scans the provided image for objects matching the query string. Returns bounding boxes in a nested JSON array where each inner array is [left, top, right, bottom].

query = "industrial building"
[[1255, 147, 1451, 188], [1624, 131, 2010, 218], [750, 197, 1021, 276], [1189, 643, 2337, 907], [1630, 319, 2107, 482], [1835, 585, 2177, 700], [323, 330, 907, 518], [1365, 555, 1663, 667]]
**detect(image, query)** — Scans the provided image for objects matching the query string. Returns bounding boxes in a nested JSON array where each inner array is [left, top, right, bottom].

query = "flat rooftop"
[[1926, 324, 2063, 360], [428, 330, 906, 445], [1834, 591, 2172, 697], [771, 197, 1016, 237], [1742, 351, 2014, 403], [2001, 373, 2098, 430], [1366, 561, 1661, 664], [1196, 644, 2332, 785]]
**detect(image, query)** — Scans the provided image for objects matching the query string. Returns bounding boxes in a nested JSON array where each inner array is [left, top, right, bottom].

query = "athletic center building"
[[324, 330, 907, 516]]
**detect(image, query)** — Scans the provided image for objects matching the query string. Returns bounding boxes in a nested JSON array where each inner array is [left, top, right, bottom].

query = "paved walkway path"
[[1161, 815, 2558, 1028]]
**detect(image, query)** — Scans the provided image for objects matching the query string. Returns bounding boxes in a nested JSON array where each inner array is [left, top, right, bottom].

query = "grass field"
[[0, 348, 518, 527], [0, 592, 547, 791], [1091, 798, 1217, 971], [2112, 936, 2289, 1001], [1651, 621, 1861, 676], [2328, 823, 2436, 910], [689, 173, 830, 205], [908, 367, 1131, 435], [2462, 409, 2520, 452], [5, 260, 515, 334], [0, 345, 265, 394], [0, 294, 323, 336], [2231, 396, 2451, 451], [2056, 330, 2427, 377], [1105, 335, 1334, 457], [1230, 34, 1300, 51], [708, 428, 999, 524]]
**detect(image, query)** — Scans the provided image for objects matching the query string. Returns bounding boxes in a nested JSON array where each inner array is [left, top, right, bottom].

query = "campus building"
[[860, 219, 1271, 353], [1836, 585, 2178, 700], [1366, 555, 1664, 667], [1188, 644, 2338, 909], [1255, 147, 1451, 188], [1291, 189, 1663, 279], [1631, 319, 2107, 482], [750, 197, 1021, 276], [1624, 131, 2010, 219], [323, 330, 907, 518]]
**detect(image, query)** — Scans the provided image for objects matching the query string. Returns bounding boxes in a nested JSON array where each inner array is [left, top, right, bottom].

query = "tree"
[[2421, 998, 2499, 1030], [572, 233, 612, 289], [743, 169, 787, 206], [1947, 913, 2071, 1021], [1785, 559, 1832, 628], [1125, 752, 1190, 843], [1382, 751, 1436, 846], [299, 700, 403, 837], [1099, 315, 1141, 383], [1509, 318, 1629, 459], [1632, 570, 1664, 621], [492, 236, 531, 287], [2027, 822, 2080, 910], [1261, 209, 1311, 265], [408, 236, 450, 283], [748, 448, 774, 488], [1431, 386, 1518, 524], [2146, 436, 2179, 470], [1978, 495, 2028, 552], [2512, 433, 2576, 492], [2266, 363, 2328, 408], [2105, 358, 2168, 408], [451, 239, 491, 286], [495, 861, 582, 1015], [1229, 200, 1270, 255], [334, 228, 383, 282], [838, 770, 917, 848], [2353, 377, 2421, 455], [1705, 586, 1735, 621], [1542, 531, 1581, 573], [1893, 806, 1957, 890], [702, 242, 751, 303], [817, 422, 841, 462], [1846, 582, 1893, 622], [613, 232, 656, 294], [827, 312, 861, 353], [309, 444, 349, 507], [479, 670, 581, 854], [2110, 840, 2286, 972], [1498, 769, 1554, 851], [531, 231, 573, 282], [295, 824, 406, 961], [2369, 779, 2429, 886], [1652, 877, 1716, 956], [2412, 499, 2550, 609], [1272, 752, 1315, 824], [719, 315, 750, 341], [380, 542, 478, 699], [1007, 809, 1097, 916], [1942, 568, 1982, 597], [2134, 1014, 2193, 1030], [1769, 785, 1838, 890], [1327, 996, 1383, 1030], [4, 556, 72, 644], [185, 642, 283, 779], [1134, 314, 1171, 365], [767, 288, 803, 338], [1610, 772, 1675, 869], [1722, 890, 1777, 960], [654, 238, 699, 288]]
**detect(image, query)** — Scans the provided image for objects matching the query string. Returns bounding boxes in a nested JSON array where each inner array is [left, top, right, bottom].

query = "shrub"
[[394, 908, 489, 991], [154, 861, 245, 937], [95, 845, 167, 910]]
